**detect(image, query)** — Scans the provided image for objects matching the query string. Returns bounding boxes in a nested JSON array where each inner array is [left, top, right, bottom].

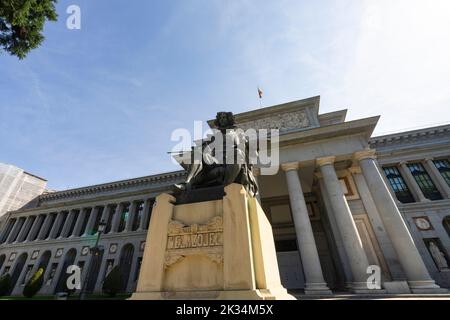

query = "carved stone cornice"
[[369, 124, 450, 148], [38, 171, 186, 203]]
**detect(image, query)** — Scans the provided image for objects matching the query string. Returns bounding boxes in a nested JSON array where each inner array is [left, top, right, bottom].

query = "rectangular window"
[[382, 166, 415, 203], [118, 204, 130, 232], [144, 200, 154, 230], [78, 209, 91, 236], [407, 163, 442, 200], [92, 207, 104, 234], [67, 212, 78, 237], [0, 219, 16, 243], [433, 159, 450, 187], [55, 212, 68, 238], [105, 205, 116, 234], [10, 218, 26, 242], [133, 202, 144, 231], [43, 214, 57, 240]]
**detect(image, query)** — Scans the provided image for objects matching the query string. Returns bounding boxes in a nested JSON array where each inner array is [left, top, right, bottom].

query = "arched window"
[[118, 244, 135, 292], [10, 252, 28, 294], [54, 249, 77, 294]]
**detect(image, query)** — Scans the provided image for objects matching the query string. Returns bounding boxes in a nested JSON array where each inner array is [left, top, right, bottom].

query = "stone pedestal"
[[130, 183, 294, 300]]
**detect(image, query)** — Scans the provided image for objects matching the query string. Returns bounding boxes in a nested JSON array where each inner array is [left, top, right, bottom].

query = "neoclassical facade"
[[0, 96, 449, 296]]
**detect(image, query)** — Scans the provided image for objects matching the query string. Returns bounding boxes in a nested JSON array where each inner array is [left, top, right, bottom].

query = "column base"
[[408, 280, 448, 294], [383, 281, 411, 294], [350, 282, 386, 294], [304, 283, 333, 295]]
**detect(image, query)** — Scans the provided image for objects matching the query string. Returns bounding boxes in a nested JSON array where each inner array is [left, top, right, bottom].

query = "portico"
[[233, 97, 446, 294]]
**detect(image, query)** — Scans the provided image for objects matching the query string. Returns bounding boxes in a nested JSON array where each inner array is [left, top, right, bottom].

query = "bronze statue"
[[173, 112, 258, 202]]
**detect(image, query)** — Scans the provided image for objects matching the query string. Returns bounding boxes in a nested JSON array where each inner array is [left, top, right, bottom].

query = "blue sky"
[[1, 0, 450, 190]]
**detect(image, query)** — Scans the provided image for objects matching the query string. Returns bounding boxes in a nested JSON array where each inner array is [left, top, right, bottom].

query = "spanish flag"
[[258, 87, 263, 99]]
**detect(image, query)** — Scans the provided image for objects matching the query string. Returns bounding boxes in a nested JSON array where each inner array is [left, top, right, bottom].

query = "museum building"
[[0, 96, 450, 296]]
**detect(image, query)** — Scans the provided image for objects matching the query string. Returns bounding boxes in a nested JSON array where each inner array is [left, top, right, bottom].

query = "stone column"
[[0, 218, 15, 243], [49, 212, 65, 239], [16, 216, 34, 243], [111, 203, 123, 233], [399, 161, 429, 202], [316, 156, 371, 292], [37, 214, 52, 240], [423, 158, 450, 199], [126, 202, 136, 232], [6, 218, 24, 243], [349, 166, 406, 282], [27, 215, 43, 241], [60, 210, 77, 238], [354, 150, 445, 293], [138, 199, 151, 231], [71, 209, 86, 238], [83, 207, 99, 236], [282, 162, 332, 295]]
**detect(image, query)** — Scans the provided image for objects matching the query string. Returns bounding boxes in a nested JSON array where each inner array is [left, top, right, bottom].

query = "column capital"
[[281, 162, 299, 172], [399, 160, 409, 167], [353, 149, 376, 162], [316, 156, 336, 167], [424, 157, 434, 162], [348, 166, 362, 174]]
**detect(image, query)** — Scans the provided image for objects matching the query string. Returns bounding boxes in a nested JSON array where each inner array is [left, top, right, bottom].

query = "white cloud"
[[325, 0, 450, 134], [204, 0, 450, 134]]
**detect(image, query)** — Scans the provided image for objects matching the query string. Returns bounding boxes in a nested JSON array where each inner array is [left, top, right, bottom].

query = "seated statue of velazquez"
[[173, 112, 258, 201]]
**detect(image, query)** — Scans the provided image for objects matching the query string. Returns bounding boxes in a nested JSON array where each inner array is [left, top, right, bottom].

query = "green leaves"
[[0, 0, 58, 59]]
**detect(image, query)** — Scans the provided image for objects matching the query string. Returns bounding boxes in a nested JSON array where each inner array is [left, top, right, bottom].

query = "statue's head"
[[214, 112, 235, 129]]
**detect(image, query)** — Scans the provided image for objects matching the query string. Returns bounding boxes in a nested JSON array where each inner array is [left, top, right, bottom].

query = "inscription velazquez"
[[167, 231, 223, 249], [164, 215, 224, 268]]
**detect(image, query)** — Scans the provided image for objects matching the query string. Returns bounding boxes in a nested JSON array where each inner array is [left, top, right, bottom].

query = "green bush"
[[102, 266, 123, 297], [23, 268, 44, 298], [0, 273, 12, 297]]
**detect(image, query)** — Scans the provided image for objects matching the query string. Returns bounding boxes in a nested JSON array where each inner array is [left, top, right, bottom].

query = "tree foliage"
[[102, 266, 123, 297], [0, 0, 58, 59], [23, 267, 44, 298], [0, 273, 12, 297]]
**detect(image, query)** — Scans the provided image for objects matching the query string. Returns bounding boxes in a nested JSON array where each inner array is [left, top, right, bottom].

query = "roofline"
[[23, 171, 47, 182], [370, 123, 450, 143], [38, 170, 186, 201]]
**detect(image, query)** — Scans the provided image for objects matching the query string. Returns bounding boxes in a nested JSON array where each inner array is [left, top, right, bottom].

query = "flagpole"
[[257, 85, 263, 108]]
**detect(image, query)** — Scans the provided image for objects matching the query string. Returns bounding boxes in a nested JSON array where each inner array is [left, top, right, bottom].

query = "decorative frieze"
[[237, 110, 311, 133]]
